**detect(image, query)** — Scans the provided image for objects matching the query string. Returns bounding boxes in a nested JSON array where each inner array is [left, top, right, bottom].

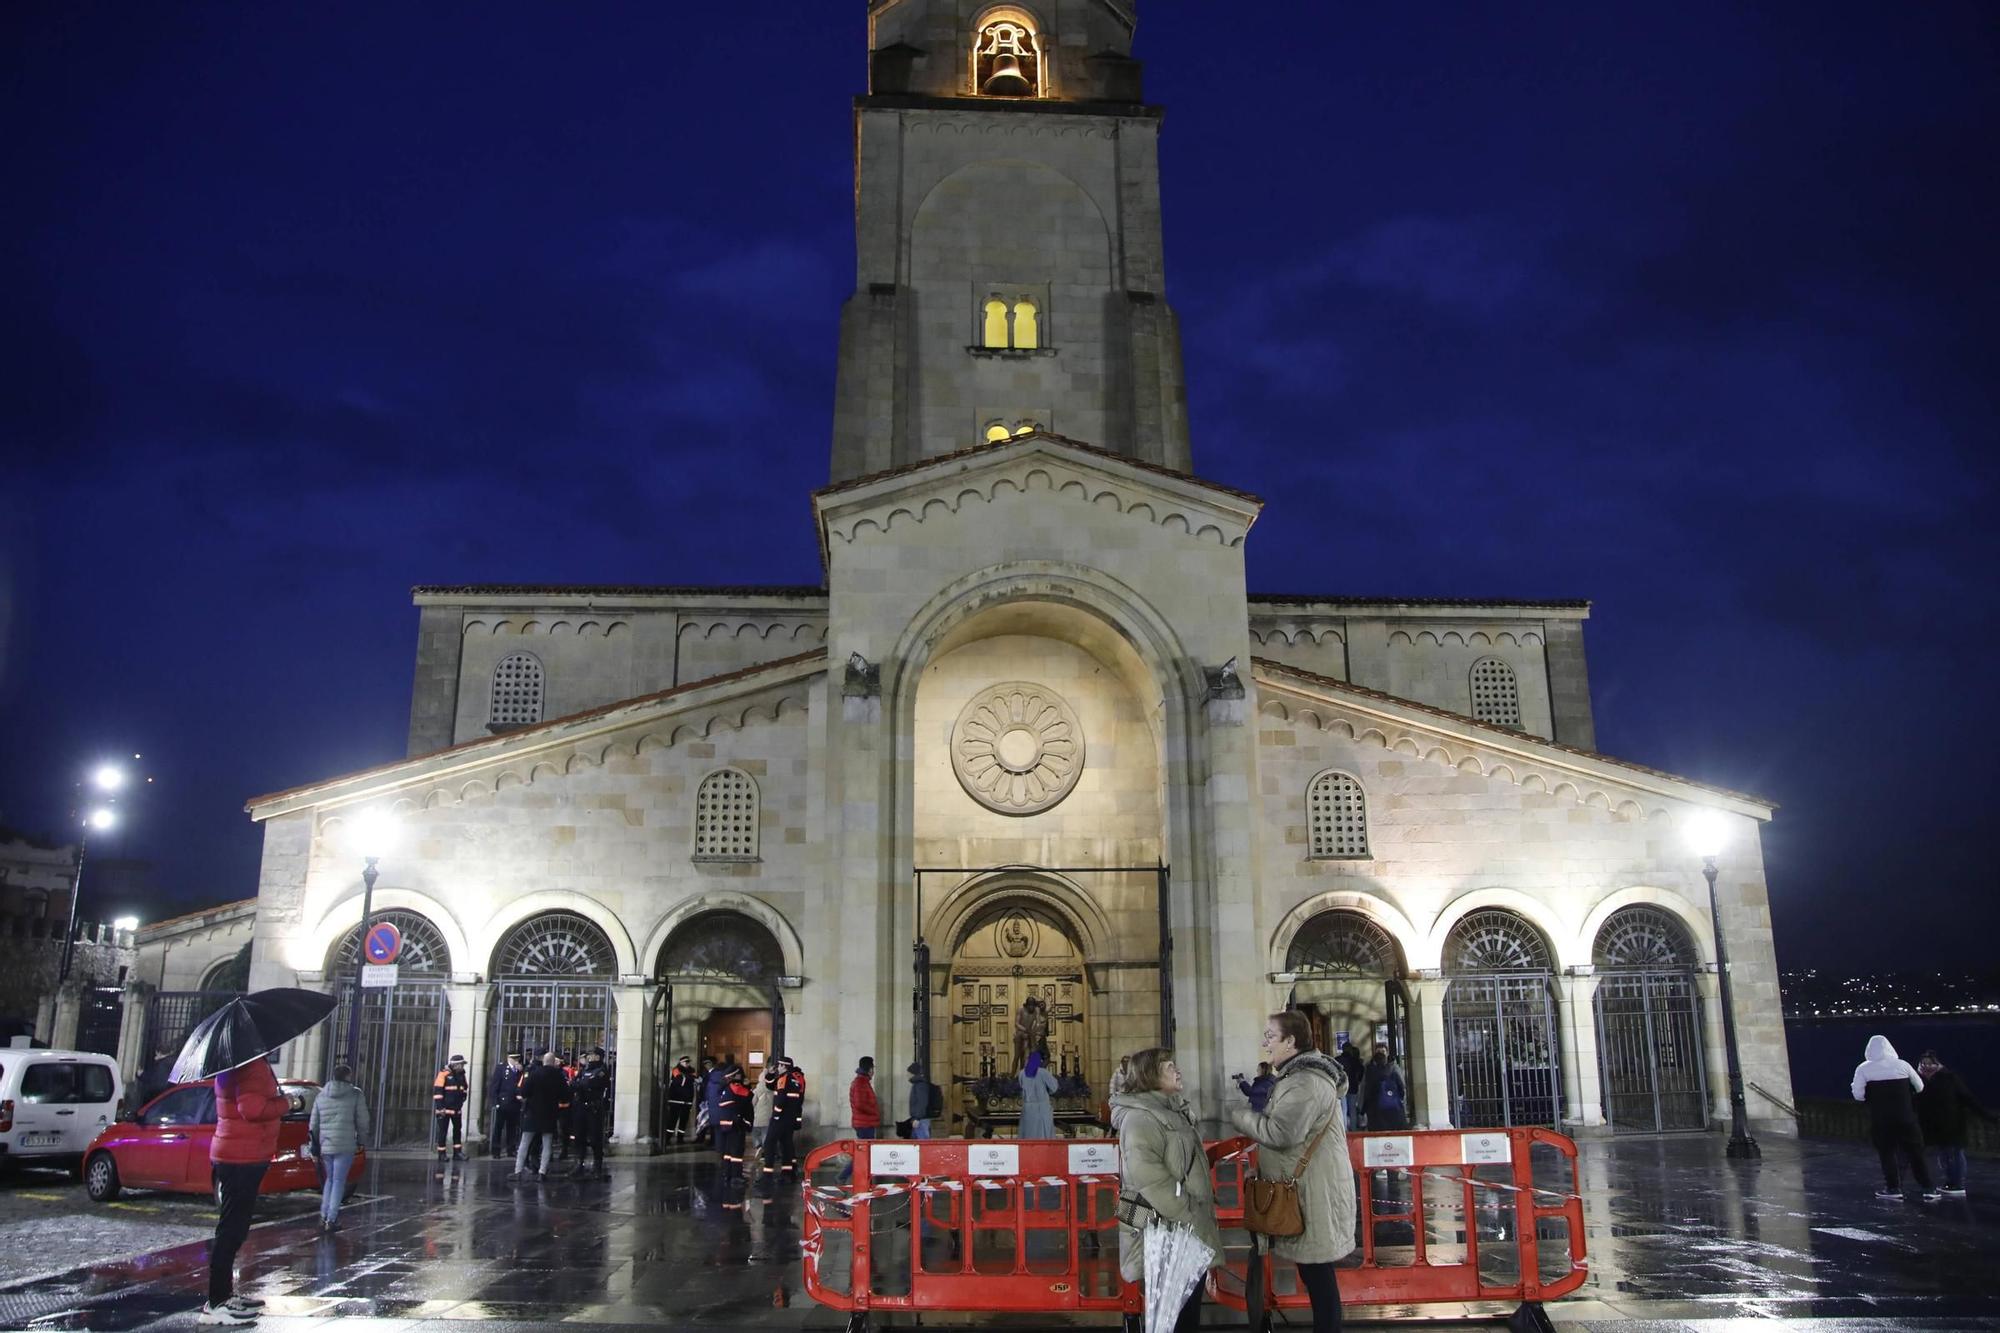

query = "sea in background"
[[1785, 1015, 2000, 1100]]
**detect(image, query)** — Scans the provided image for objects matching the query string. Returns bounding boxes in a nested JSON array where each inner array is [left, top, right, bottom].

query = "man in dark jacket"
[[664, 1056, 698, 1144], [513, 1052, 569, 1179], [1359, 1049, 1410, 1131], [700, 1054, 728, 1147], [1336, 1043, 1366, 1128], [569, 1047, 612, 1177], [488, 1053, 523, 1158], [762, 1058, 805, 1178], [1916, 1049, 1996, 1197], [432, 1054, 470, 1162]]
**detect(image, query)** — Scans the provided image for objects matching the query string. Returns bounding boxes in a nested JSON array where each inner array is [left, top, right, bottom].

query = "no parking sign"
[[364, 920, 402, 965]]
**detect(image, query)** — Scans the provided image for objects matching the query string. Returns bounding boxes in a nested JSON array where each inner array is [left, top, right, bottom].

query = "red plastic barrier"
[[801, 1127, 1587, 1324]]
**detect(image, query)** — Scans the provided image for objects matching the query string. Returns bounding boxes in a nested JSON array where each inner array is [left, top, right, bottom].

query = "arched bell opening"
[[1592, 906, 1709, 1133], [1441, 908, 1563, 1128]]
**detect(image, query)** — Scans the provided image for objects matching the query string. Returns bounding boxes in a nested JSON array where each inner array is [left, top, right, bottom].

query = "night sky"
[[3, 3, 1994, 971]]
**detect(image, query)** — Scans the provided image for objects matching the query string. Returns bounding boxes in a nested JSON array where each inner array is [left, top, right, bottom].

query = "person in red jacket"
[[839, 1056, 878, 1185], [200, 1056, 289, 1326]]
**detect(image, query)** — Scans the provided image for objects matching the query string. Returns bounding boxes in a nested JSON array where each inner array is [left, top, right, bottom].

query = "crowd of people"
[[1851, 1037, 1994, 1201]]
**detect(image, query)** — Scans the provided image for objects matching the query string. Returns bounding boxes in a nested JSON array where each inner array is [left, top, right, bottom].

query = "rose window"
[[952, 681, 1085, 815]]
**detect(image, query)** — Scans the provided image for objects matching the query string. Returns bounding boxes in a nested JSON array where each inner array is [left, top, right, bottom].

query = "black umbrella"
[[169, 988, 339, 1083]]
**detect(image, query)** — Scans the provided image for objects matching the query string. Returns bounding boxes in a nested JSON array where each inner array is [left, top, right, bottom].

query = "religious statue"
[[1012, 995, 1050, 1070]]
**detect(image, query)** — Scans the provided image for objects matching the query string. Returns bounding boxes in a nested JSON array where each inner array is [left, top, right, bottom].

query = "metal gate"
[[329, 982, 451, 1148], [143, 991, 241, 1067], [1595, 969, 1708, 1132], [1443, 972, 1563, 1127], [76, 986, 124, 1056]]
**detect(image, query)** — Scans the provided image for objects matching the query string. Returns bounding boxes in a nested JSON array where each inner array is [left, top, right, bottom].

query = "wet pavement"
[[0, 1133, 1992, 1331]]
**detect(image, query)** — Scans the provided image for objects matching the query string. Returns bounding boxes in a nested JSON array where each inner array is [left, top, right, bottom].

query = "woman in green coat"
[[1230, 1010, 1355, 1333], [1109, 1047, 1222, 1333]]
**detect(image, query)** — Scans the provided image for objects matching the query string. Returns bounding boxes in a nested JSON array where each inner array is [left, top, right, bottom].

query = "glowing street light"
[[59, 758, 141, 986], [1685, 810, 1759, 1159], [112, 915, 140, 932]]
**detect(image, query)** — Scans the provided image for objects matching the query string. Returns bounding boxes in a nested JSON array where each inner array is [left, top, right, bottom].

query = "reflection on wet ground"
[[0, 1133, 1991, 1330]]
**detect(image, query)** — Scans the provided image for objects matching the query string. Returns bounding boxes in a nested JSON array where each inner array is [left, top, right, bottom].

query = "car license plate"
[[17, 1132, 63, 1148]]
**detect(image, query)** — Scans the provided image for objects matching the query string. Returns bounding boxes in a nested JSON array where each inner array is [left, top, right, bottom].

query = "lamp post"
[[1689, 812, 1760, 1159], [57, 763, 129, 987], [340, 810, 399, 1067]]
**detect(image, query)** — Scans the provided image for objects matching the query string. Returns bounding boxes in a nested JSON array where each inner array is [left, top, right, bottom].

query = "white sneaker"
[[224, 1295, 267, 1313], [1921, 1190, 1944, 1203], [196, 1303, 258, 1326], [1874, 1189, 1901, 1199], [1943, 1188, 1968, 1197]]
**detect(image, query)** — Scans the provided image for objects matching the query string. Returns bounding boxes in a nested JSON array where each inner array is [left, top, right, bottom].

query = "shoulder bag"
[[1242, 1101, 1337, 1238]]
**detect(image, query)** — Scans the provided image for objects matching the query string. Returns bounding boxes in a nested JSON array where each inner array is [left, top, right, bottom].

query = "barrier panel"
[[802, 1128, 1585, 1329]]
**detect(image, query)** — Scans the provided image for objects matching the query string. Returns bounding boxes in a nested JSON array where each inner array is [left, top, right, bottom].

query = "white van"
[[0, 1047, 125, 1172]]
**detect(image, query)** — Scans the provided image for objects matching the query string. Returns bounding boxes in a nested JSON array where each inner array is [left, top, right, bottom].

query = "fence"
[[801, 1127, 1586, 1330], [1797, 1096, 2000, 1157]]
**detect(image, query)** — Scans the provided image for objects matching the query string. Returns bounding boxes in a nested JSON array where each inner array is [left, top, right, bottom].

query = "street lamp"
[[58, 761, 129, 986], [340, 808, 401, 1066], [1688, 811, 1760, 1159]]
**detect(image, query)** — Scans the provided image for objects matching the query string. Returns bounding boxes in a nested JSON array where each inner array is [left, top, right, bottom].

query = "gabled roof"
[[814, 431, 1264, 507], [246, 650, 826, 816], [1251, 656, 1775, 813]]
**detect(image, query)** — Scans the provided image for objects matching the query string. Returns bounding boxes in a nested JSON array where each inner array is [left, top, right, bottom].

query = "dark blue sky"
[[4, 3, 1994, 970]]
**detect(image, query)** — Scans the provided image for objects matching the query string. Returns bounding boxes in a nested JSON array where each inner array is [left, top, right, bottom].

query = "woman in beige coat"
[[1110, 1048, 1222, 1333], [1229, 1010, 1355, 1333]]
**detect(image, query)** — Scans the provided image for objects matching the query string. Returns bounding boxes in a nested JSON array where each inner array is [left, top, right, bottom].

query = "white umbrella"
[[1142, 1221, 1215, 1333]]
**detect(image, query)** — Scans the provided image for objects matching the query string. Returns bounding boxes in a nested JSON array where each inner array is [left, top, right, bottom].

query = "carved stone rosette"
[[952, 681, 1085, 815]]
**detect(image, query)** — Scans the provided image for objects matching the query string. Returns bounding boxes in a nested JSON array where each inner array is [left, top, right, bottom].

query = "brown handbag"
[[1241, 1106, 1337, 1238]]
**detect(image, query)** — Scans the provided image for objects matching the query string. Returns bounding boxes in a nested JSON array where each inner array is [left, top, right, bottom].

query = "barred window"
[[490, 652, 545, 727], [1306, 771, 1370, 858], [1470, 657, 1521, 728], [694, 768, 759, 861]]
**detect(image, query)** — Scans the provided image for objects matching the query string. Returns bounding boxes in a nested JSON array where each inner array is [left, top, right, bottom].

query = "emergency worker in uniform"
[[432, 1054, 470, 1162], [761, 1057, 806, 1178], [569, 1047, 612, 1178], [664, 1056, 698, 1144], [488, 1052, 523, 1157]]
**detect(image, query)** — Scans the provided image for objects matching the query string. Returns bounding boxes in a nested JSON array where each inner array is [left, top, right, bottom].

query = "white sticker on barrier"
[[870, 1143, 921, 1177], [967, 1143, 1021, 1176], [1067, 1142, 1120, 1175], [1460, 1132, 1511, 1165], [1361, 1135, 1414, 1168]]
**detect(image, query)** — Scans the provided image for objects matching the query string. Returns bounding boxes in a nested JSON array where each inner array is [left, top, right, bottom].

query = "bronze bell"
[[982, 54, 1032, 96]]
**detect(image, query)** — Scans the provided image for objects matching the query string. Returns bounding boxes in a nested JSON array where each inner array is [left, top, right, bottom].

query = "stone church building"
[[227, 0, 1791, 1148]]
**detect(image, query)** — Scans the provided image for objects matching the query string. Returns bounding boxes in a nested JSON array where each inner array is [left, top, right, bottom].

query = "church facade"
[[241, 0, 1793, 1147]]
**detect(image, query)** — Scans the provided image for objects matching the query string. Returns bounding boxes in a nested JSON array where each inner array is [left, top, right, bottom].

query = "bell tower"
[[830, 0, 1193, 482]]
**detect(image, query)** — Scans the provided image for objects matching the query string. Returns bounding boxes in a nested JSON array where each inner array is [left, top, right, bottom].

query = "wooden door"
[[699, 1008, 772, 1075]]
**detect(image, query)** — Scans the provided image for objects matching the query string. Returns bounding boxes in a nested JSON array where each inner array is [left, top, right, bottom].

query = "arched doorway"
[[1284, 909, 1410, 1074], [488, 911, 619, 1071], [1593, 906, 1708, 1133], [650, 909, 789, 1141], [328, 909, 452, 1146], [1442, 909, 1562, 1127], [942, 896, 1089, 1134]]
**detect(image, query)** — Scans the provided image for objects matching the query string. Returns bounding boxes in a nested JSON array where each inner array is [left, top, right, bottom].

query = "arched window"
[[1306, 771, 1370, 858], [1286, 910, 1402, 977], [657, 910, 785, 982], [1012, 298, 1039, 348], [492, 911, 615, 978], [1013, 419, 1041, 436], [1469, 657, 1521, 728], [983, 298, 1010, 348], [974, 13, 1041, 97], [1443, 909, 1554, 974], [985, 420, 1013, 443], [694, 768, 760, 861], [490, 652, 545, 728], [331, 909, 452, 976], [1594, 906, 1699, 970]]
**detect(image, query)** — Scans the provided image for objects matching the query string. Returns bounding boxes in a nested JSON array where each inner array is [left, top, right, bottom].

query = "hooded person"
[[1852, 1035, 1939, 1201], [1109, 1047, 1222, 1333], [1231, 1010, 1354, 1333], [1018, 1047, 1060, 1139], [307, 1063, 371, 1231]]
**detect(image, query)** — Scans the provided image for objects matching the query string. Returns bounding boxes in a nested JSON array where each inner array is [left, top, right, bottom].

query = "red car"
[[83, 1079, 365, 1204]]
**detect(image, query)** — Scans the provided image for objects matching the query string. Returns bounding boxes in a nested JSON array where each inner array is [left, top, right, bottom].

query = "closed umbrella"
[[169, 988, 339, 1084], [1142, 1220, 1215, 1333]]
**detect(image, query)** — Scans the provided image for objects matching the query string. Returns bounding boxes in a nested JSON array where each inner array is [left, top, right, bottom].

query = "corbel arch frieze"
[[826, 463, 1244, 550]]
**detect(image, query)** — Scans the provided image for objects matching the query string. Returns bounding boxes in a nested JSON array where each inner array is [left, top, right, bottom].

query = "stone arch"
[[1430, 887, 1582, 970], [1579, 886, 1714, 967], [1268, 891, 1425, 975], [295, 886, 471, 980], [642, 892, 805, 981], [926, 869, 1113, 973], [476, 890, 637, 980], [909, 159, 1112, 285], [325, 908, 454, 977]]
